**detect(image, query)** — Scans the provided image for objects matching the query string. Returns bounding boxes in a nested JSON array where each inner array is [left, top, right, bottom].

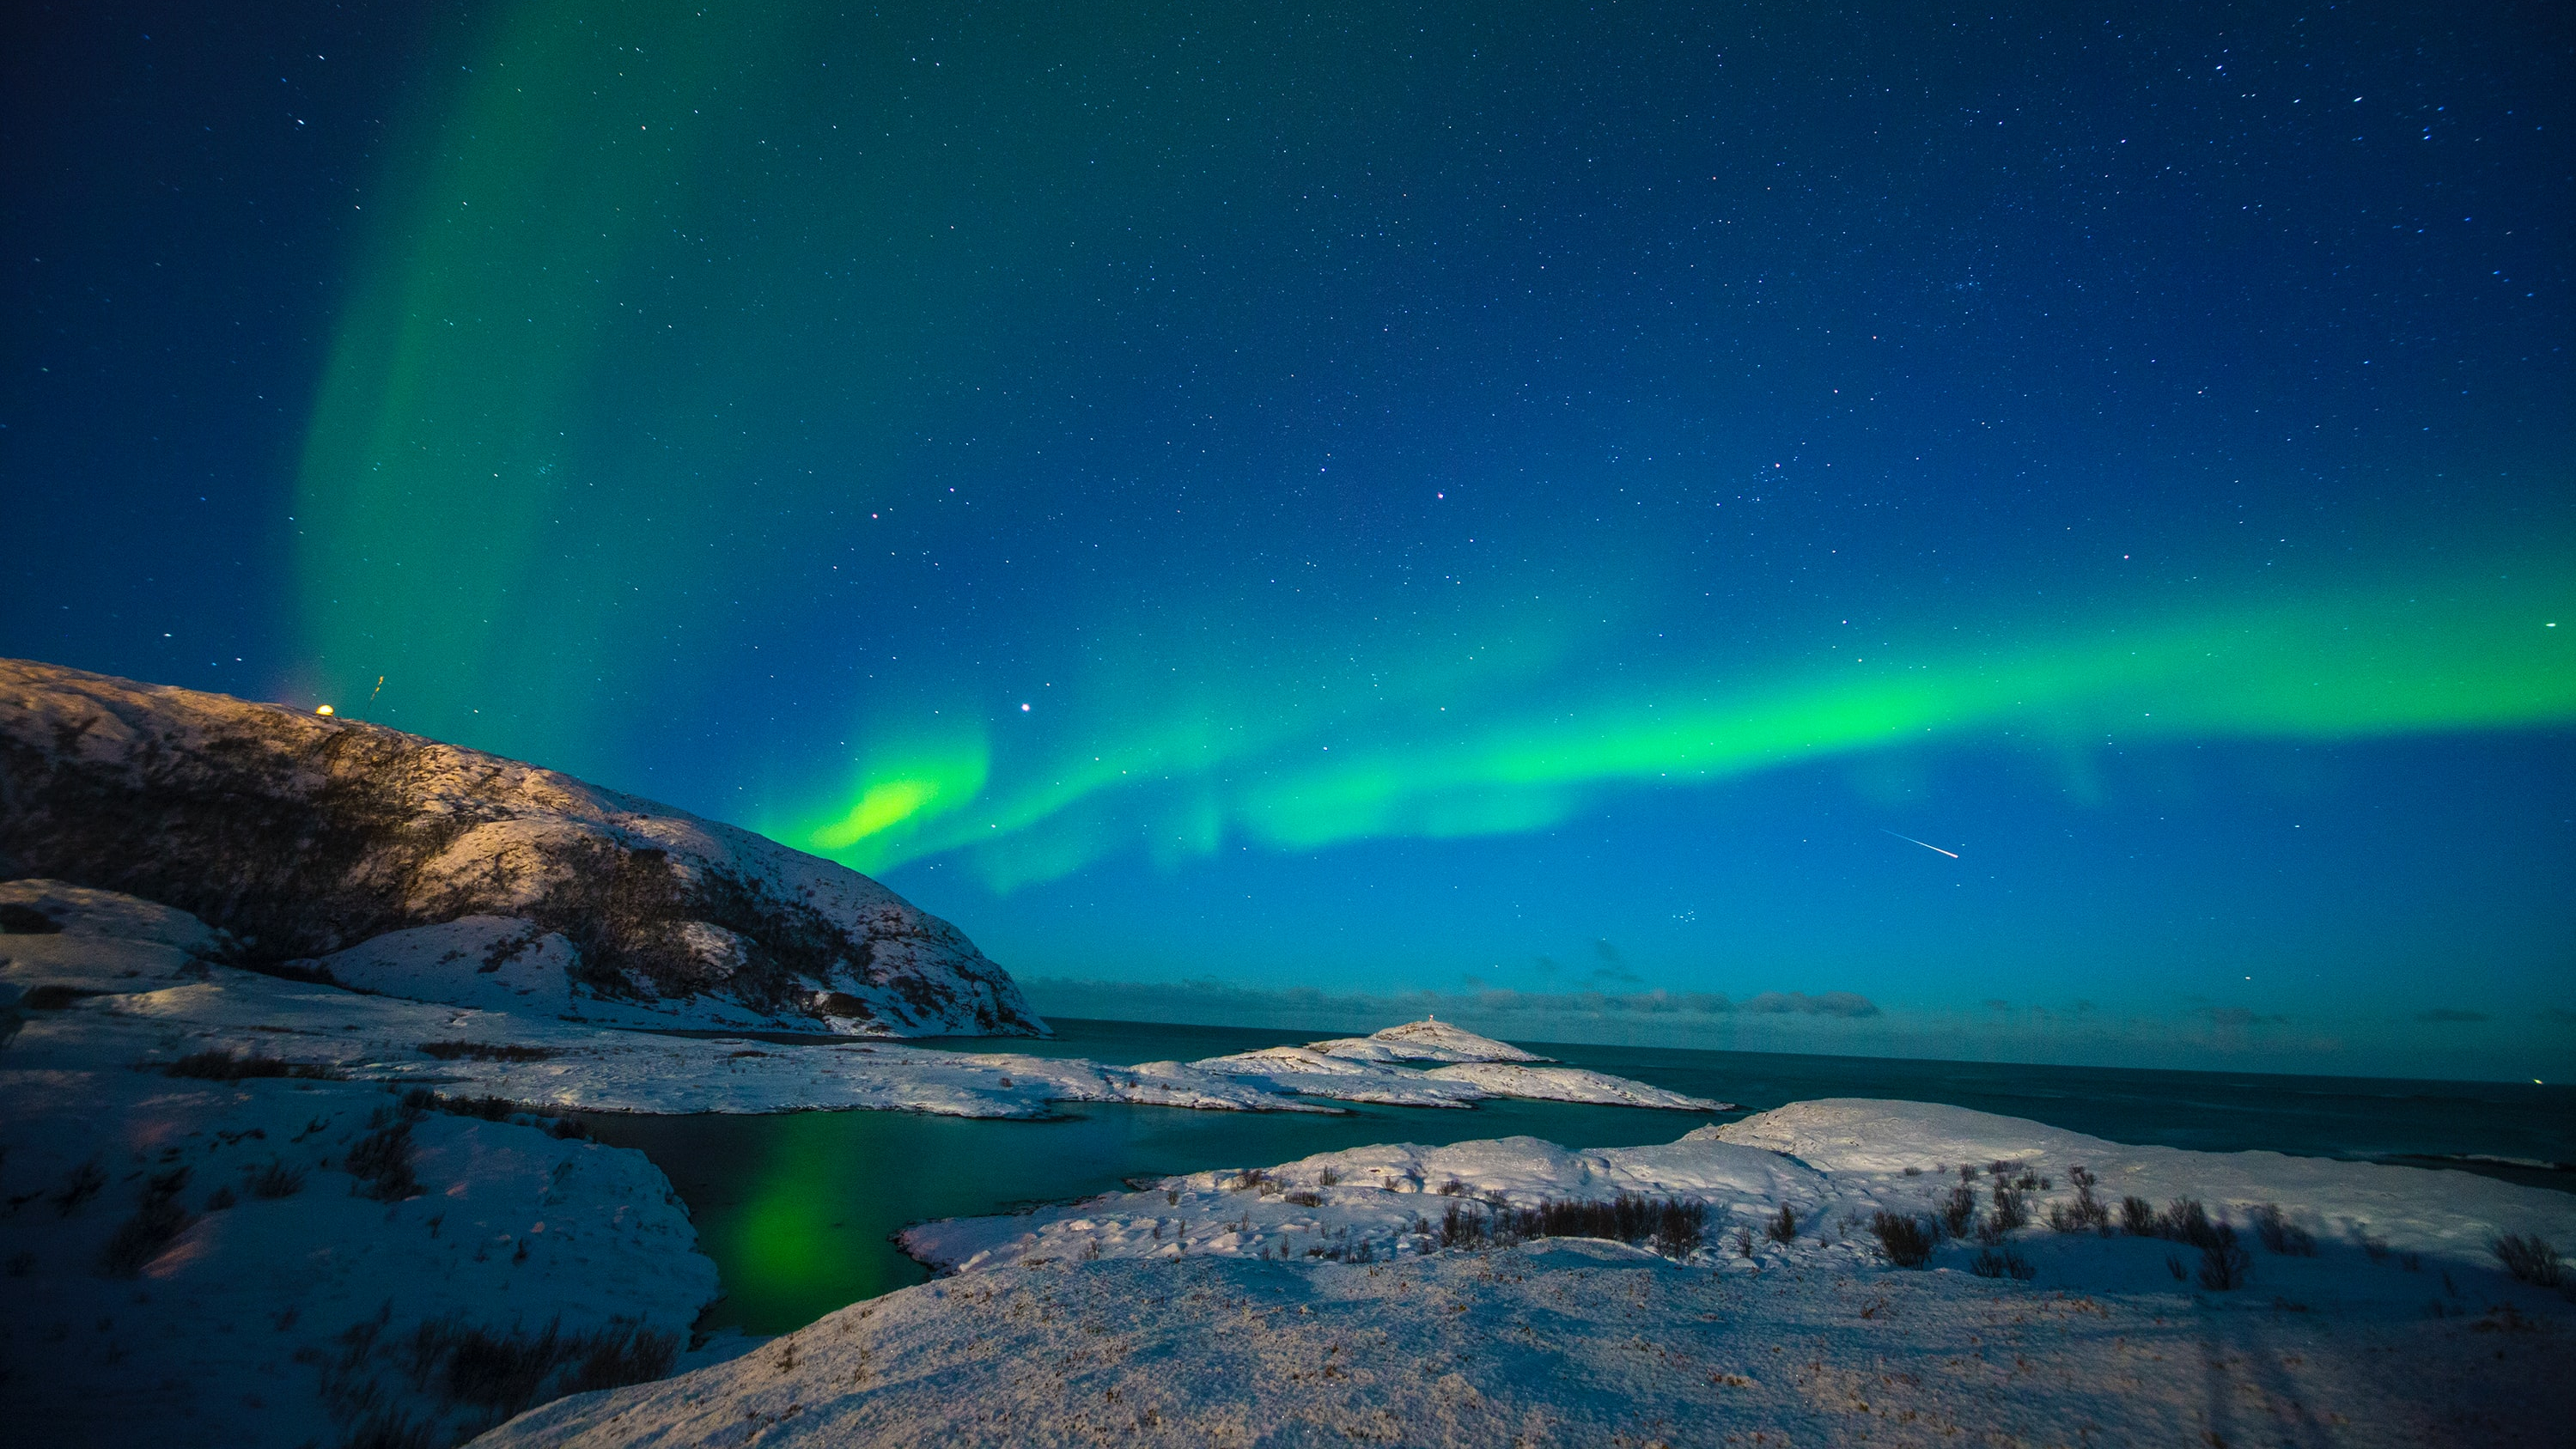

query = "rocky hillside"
[[0, 659, 1043, 1036]]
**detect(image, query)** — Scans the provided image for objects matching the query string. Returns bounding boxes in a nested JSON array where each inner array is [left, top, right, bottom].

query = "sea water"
[[580, 1019, 2574, 1335]]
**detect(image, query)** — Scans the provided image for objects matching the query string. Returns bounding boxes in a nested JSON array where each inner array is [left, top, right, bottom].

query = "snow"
[[480, 1100, 2574, 1446], [0, 659, 1042, 1037], [1190, 1021, 1729, 1111], [3, 887, 1718, 1120], [308, 916, 582, 1017], [23, 878, 2568, 1446], [0, 1066, 718, 1449], [1303, 1017, 1551, 1064], [481, 1115, 2576, 1449], [1419, 1062, 1727, 1110]]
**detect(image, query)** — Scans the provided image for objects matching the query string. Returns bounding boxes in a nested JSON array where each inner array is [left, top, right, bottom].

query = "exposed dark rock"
[[0, 658, 1044, 1037]]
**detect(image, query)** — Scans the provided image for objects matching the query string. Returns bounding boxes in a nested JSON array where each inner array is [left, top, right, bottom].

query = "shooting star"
[[1883, 830, 1960, 859]]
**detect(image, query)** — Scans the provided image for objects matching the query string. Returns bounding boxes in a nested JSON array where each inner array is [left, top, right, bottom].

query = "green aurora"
[[259, 0, 2576, 1072], [293, 0, 2575, 892], [766, 568, 2572, 889]]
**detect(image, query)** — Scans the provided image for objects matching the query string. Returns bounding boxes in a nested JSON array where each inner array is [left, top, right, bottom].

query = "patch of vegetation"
[[1433, 1193, 1710, 1259], [2045, 1165, 2112, 1233], [2250, 1203, 2316, 1257], [2195, 1229, 2252, 1290], [52, 1157, 106, 1215], [1987, 1183, 2029, 1233], [247, 1157, 306, 1199], [1764, 1204, 1798, 1244], [346, 1121, 419, 1202], [163, 1048, 343, 1081], [1869, 1210, 1934, 1268], [342, 1410, 442, 1449], [436, 1094, 519, 1122], [99, 1167, 192, 1276], [417, 1041, 558, 1062], [397, 1315, 679, 1419], [2120, 1195, 2158, 1236], [1284, 1190, 1324, 1208], [1939, 1184, 1979, 1239], [1970, 1247, 2035, 1280], [2492, 1233, 2563, 1288], [0, 902, 64, 934], [2120, 1196, 2256, 1289]]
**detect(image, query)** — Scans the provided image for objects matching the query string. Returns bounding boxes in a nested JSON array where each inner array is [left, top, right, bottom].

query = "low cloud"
[[2196, 1006, 2289, 1027], [1740, 990, 1883, 1019], [2414, 1008, 2489, 1024], [1016, 977, 1879, 1040]]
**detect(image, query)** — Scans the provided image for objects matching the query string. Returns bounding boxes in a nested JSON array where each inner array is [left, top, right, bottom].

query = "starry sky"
[[8, 1, 2571, 1078]]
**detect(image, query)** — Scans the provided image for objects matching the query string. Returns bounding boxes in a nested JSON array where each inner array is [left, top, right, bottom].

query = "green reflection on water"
[[588, 1087, 1726, 1334], [582, 1021, 2576, 1335]]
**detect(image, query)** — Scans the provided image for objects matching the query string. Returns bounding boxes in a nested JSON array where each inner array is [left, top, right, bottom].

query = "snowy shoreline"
[[484, 1099, 2576, 1448], [1, 880, 1738, 1446], [9, 880, 2572, 1446]]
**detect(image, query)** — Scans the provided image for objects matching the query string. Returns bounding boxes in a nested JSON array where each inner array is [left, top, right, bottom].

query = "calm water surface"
[[582, 1019, 2574, 1335]]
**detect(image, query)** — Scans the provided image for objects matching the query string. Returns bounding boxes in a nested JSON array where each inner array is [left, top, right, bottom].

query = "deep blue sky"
[[6, 1, 2570, 1077]]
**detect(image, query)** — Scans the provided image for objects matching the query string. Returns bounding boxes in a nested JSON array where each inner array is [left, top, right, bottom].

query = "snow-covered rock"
[[0, 886, 1329, 1117], [1304, 1016, 1550, 1063], [0, 659, 1041, 1036], [306, 915, 582, 1015], [899, 1101, 2576, 1284], [483, 1108, 2576, 1449], [0, 1067, 720, 1449], [1189, 1021, 1726, 1110], [1419, 1061, 1730, 1110]]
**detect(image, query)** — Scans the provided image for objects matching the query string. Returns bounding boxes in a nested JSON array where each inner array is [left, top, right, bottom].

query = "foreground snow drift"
[[479, 1231, 2572, 1449], [0, 1065, 718, 1449], [0, 660, 1040, 1036]]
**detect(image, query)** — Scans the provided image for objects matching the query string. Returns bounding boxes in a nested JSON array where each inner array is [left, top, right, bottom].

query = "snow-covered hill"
[[0, 659, 1040, 1036]]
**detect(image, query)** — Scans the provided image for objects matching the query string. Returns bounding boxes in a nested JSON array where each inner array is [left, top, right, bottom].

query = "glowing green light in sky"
[[293, 0, 2575, 906], [772, 568, 2573, 886]]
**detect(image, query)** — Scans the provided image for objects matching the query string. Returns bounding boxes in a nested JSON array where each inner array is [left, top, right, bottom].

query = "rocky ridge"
[[0, 659, 1041, 1036]]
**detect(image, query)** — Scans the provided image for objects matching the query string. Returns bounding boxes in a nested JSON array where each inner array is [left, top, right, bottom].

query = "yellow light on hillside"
[[316, 704, 335, 716]]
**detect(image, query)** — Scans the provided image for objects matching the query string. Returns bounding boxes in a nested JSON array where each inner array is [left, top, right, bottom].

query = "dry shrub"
[[346, 1122, 419, 1202], [2492, 1233, 2563, 1288], [418, 1041, 558, 1062], [164, 1048, 342, 1081], [2250, 1203, 2317, 1257], [247, 1158, 306, 1199], [100, 1167, 192, 1276], [1870, 1211, 1934, 1268], [1939, 1184, 1979, 1239], [1970, 1248, 2034, 1280]]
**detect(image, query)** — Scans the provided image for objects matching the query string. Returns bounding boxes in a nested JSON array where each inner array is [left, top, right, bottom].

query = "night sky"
[[8, 2, 2570, 1078]]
